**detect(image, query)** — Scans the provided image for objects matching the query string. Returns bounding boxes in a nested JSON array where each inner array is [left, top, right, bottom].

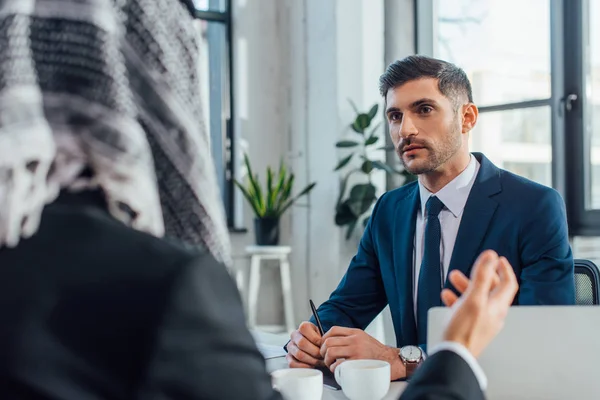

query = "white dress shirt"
[[413, 155, 480, 317]]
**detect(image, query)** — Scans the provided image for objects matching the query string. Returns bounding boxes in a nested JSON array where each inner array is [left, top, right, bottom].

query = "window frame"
[[562, 0, 600, 235], [193, 0, 240, 230], [415, 0, 600, 236]]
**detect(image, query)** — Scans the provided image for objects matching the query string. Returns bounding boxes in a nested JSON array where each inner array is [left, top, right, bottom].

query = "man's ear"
[[461, 103, 479, 133]]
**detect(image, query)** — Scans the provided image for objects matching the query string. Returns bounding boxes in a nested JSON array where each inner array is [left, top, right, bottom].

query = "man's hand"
[[441, 249, 519, 358], [286, 322, 324, 368], [320, 327, 406, 380]]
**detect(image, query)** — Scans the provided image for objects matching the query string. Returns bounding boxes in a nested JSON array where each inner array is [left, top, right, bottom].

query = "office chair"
[[574, 259, 600, 305]]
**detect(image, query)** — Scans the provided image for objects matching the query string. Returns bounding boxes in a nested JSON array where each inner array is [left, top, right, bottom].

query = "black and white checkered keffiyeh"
[[0, 0, 231, 265]]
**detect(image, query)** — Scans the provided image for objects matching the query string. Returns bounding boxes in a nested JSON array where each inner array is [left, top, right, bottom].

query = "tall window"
[[565, 0, 600, 253], [423, 0, 552, 187], [193, 0, 235, 227], [416, 0, 600, 251], [584, 0, 600, 210]]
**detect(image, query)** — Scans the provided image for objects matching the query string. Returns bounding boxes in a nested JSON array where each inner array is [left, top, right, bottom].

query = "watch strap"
[[405, 359, 419, 377]]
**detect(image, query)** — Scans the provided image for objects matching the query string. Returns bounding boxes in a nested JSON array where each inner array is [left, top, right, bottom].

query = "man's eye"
[[389, 113, 402, 122], [420, 106, 433, 114]]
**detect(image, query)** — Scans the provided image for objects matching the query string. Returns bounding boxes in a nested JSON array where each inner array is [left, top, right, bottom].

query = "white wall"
[[231, 0, 291, 325], [230, 0, 414, 340]]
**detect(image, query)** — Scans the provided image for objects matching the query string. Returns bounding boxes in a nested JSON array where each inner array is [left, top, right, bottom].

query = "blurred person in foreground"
[[0, 0, 278, 398]]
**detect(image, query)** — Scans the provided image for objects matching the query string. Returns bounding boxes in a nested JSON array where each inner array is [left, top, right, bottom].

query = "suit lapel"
[[446, 153, 502, 289], [392, 184, 420, 345]]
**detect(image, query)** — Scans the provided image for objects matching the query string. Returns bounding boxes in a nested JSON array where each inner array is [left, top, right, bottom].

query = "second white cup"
[[271, 368, 323, 400], [334, 359, 391, 400]]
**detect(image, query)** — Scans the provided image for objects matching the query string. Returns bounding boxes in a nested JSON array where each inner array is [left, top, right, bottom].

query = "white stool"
[[246, 245, 295, 334]]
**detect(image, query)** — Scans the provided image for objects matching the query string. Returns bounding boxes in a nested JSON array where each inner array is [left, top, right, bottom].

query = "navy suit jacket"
[[314, 152, 575, 348]]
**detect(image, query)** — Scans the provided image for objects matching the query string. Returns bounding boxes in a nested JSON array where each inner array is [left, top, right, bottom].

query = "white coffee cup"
[[334, 359, 391, 400], [271, 368, 323, 400]]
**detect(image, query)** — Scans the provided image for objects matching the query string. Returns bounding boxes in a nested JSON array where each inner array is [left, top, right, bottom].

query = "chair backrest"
[[574, 259, 600, 305]]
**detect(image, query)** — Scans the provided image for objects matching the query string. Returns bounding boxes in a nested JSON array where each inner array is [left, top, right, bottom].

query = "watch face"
[[400, 346, 422, 362]]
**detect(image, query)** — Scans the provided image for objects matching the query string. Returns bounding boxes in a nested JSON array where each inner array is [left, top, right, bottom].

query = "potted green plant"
[[334, 102, 416, 239], [235, 154, 317, 246]]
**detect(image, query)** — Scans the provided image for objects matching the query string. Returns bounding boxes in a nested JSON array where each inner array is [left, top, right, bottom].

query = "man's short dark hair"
[[379, 55, 473, 107]]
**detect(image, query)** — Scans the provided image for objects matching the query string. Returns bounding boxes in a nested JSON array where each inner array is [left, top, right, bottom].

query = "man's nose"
[[400, 115, 418, 139]]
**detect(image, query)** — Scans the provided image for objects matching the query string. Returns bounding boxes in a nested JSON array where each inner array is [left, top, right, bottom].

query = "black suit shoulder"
[[0, 199, 203, 397], [400, 350, 484, 400], [0, 194, 280, 400]]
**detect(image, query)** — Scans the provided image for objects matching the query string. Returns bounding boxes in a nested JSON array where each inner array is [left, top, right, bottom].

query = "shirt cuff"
[[428, 341, 487, 391]]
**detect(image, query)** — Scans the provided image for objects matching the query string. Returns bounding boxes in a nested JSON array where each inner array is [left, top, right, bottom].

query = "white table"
[[252, 330, 408, 400]]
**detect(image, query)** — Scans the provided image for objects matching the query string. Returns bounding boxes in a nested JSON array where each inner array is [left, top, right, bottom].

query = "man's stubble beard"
[[397, 120, 463, 176]]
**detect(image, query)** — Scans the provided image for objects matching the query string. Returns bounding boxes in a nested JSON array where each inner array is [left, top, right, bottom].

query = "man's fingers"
[[468, 250, 499, 298], [323, 345, 348, 367], [491, 256, 519, 305], [490, 273, 500, 291], [321, 326, 356, 340], [329, 358, 346, 373], [286, 342, 322, 366], [441, 288, 459, 307], [320, 336, 352, 358], [448, 270, 470, 294], [298, 322, 322, 346], [286, 353, 313, 369], [291, 331, 322, 359]]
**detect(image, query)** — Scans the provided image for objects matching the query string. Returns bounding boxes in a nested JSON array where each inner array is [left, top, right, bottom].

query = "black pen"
[[309, 299, 325, 336]]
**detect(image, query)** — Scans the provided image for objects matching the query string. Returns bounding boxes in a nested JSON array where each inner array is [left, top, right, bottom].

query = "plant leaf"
[[348, 99, 359, 115], [361, 160, 373, 174], [334, 154, 354, 171], [345, 219, 358, 240], [275, 173, 295, 215], [278, 182, 317, 216], [246, 183, 259, 210], [355, 114, 370, 130], [371, 160, 398, 175], [266, 166, 274, 212], [351, 120, 365, 134], [377, 144, 396, 151], [367, 104, 379, 120], [253, 174, 265, 215], [364, 135, 379, 146], [273, 159, 287, 210], [243, 154, 265, 214], [336, 172, 350, 207], [336, 140, 360, 148], [234, 180, 263, 217], [347, 183, 377, 217], [296, 182, 317, 198], [334, 201, 357, 226]]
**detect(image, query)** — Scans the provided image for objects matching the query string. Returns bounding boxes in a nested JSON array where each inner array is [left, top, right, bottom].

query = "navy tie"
[[417, 196, 445, 345]]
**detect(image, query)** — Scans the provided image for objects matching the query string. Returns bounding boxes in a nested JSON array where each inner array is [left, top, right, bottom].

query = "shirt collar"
[[418, 155, 480, 218]]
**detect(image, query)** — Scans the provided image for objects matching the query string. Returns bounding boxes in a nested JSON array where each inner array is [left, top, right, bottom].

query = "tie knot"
[[425, 196, 444, 217]]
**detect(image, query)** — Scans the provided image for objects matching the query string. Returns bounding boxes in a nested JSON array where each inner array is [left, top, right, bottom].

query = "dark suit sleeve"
[[399, 350, 484, 400], [136, 253, 282, 400], [311, 195, 388, 331], [518, 189, 575, 305]]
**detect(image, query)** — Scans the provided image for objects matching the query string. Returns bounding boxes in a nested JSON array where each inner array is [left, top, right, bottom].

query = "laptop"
[[427, 306, 600, 400]]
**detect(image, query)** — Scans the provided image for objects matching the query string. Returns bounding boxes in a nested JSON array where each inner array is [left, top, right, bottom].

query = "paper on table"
[[257, 343, 287, 359]]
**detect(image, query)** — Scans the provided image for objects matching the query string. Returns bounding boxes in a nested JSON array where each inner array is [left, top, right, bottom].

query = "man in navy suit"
[[286, 55, 575, 381]]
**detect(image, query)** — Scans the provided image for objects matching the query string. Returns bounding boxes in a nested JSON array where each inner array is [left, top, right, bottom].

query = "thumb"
[[467, 250, 499, 299]]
